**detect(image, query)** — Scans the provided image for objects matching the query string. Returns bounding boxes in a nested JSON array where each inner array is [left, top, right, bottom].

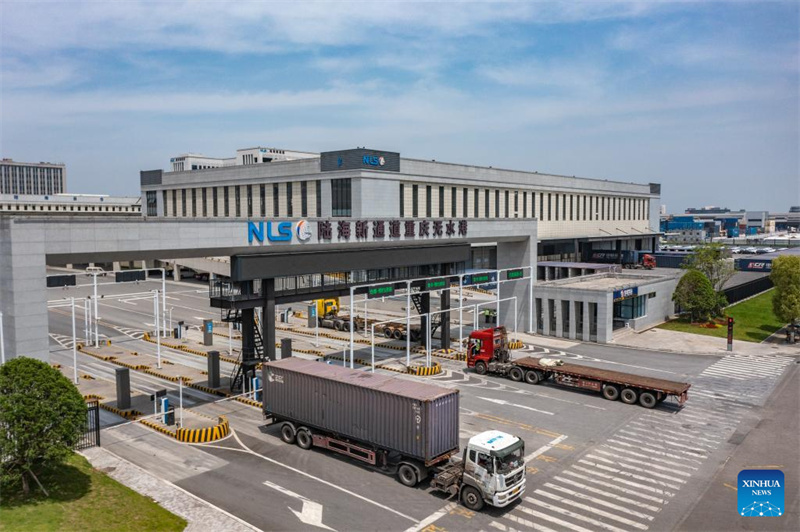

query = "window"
[[301, 181, 308, 217], [224, 187, 229, 216], [287, 182, 293, 217], [484, 190, 490, 218], [554, 194, 559, 221], [162, 191, 167, 216], [439, 186, 444, 217], [146, 191, 157, 216], [399, 184, 404, 216], [583, 195, 587, 220], [523, 191, 527, 218], [213, 187, 218, 217], [569, 195, 573, 220], [316, 181, 322, 217], [547, 193, 551, 221], [202, 188, 207, 217], [474, 188, 479, 218], [505, 190, 510, 217], [172, 190, 177, 217], [601, 197, 605, 220], [514, 191, 518, 217], [331, 178, 351, 217], [426, 185, 432, 217], [181, 189, 186, 216], [495, 190, 499, 218], [562, 194, 567, 221], [614, 295, 647, 320], [273, 184, 279, 216], [412, 184, 419, 217], [451, 187, 457, 217], [235, 186, 241, 217], [247, 185, 253, 217], [260, 185, 266, 217]]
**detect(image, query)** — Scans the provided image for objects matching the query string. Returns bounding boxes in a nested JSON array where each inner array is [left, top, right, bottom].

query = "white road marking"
[[593, 449, 693, 477], [620, 427, 718, 450], [585, 455, 685, 488], [544, 481, 655, 521], [564, 468, 666, 505], [403, 502, 457, 532], [554, 474, 662, 512], [607, 437, 704, 464], [600, 444, 698, 471], [534, 489, 649, 529], [524, 497, 627, 532], [616, 431, 709, 455], [229, 431, 417, 523], [262, 480, 335, 531], [514, 504, 595, 532], [578, 459, 677, 495], [524, 434, 568, 463], [493, 513, 557, 532], [477, 396, 554, 416]]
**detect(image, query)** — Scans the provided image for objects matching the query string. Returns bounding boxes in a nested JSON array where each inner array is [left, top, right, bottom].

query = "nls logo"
[[248, 221, 292, 243], [738, 469, 784, 517], [362, 155, 385, 166]]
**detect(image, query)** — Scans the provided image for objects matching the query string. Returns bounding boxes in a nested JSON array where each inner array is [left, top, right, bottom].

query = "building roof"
[[538, 271, 678, 292]]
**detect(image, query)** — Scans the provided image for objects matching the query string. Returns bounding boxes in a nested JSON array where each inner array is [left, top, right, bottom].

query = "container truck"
[[467, 327, 690, 408], [315, 298, 422, 341], [262, 357, 526, 511], [588, 250, 656, 269]]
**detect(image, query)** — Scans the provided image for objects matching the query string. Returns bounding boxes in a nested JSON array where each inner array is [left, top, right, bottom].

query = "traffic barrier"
[[83, 394, 103, 401], [508, 339, 525, 349], [187, 382, 230, 397], [234, 396, 262, 408], [140, 418, 177, 437], [101, 403, 142, 420], [432, 349, 466, 361], [142, 333, 238, 363], [407, 362, 442, 376], [176, 416, 230, 443]]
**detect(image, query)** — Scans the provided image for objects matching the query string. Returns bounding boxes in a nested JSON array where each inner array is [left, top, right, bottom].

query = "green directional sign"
[[425, 278, 448, 291], [367, 284, 395, 299], [506, 269, 524, 280], [468, 273, 491, 285]]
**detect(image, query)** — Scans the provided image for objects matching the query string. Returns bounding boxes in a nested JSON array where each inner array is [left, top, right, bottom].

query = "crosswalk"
[[487, 353, 793, 532], [49, 333, 79, 349], [112, 325, 146, 339]]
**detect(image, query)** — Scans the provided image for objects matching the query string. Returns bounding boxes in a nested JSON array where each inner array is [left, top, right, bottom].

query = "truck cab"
[[460, 430, 526, 510], [467, 326, 511, 375]]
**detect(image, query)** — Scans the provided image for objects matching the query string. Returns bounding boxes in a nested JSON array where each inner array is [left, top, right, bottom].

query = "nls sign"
[[248, 221, 312, 244]]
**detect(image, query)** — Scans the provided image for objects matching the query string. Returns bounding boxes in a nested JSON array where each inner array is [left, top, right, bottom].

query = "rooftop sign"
[[320, 148, 400, 172]]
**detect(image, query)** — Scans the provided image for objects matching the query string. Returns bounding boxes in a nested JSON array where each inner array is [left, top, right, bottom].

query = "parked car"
[[743, 247, 759, 254], [85, 266, 107, 277], [730, 247, 742, 254]]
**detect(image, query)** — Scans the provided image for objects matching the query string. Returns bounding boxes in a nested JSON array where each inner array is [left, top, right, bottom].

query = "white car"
[[85, 266, 107, 276], [743, 247, 759, 254], [729, 247, 742, 254]]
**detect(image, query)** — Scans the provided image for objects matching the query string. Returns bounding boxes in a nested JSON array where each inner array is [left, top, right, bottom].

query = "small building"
[[0, 158, 66, 195], [533, 271, 680, 343]]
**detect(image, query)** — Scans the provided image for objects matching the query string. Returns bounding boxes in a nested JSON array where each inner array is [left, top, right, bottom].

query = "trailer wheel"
[[509, 367, 524, 382], [280, 423, 296, 444], [620, 388, 638, 405], [602, 384, 620, 401], [384, 327, 394, 338], [296, 428, 313, 450], [410, 331, 421, 342], [525, 370, 542, 385], [639, 392, 657, 409], [397, 464, 418, 487], [333, 320, 343, 331], [393, 329, 404, 340], [343, 321, 351, 332], [475, 361, 488, 375], [461, 486, 485, 511]]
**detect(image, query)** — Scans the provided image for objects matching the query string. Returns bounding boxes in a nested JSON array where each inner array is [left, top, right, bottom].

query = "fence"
[[723, 277, 774, 306], [75, 399, 101, 450]]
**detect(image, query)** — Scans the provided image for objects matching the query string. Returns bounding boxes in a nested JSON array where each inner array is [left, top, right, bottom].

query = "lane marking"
[[523, 497, 626, 532], [228, 430, 417, 523], [534, 489, 649, 529], [262, 480, 335, 531], [544, 481, 655, 521], [578, 459, 678, 495], [524, 435, 568, 463], [514, 504, 594, 532], [564, 468, 666, 505], [403, 502, 457, 532], [585, 455, 685, 487], [478, 396, 554, 416], [553, 474, 661, 512]]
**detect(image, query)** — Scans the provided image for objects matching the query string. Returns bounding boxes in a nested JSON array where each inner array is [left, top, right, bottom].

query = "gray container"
[[653, 252, 689, 269], [262, 358, 460, 464]]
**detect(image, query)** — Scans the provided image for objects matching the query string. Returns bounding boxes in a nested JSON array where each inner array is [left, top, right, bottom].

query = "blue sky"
[[1, 1, 797, 213]]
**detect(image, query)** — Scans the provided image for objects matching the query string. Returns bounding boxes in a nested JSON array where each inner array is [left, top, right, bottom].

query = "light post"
[[92, 273, 100, 347], [405, 280, 411, 366], [179, 376, 184, 428], [152, 290, 161, 369], [169, 307, 174, 335], [458, 274, 464, 353], [0, 311, 5, 364], [349, 286, 355, 369], [71, 298, 78, 384]]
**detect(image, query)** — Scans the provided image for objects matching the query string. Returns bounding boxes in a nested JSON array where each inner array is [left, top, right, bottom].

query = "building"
[[0, 158, 66, 195], [0, 193, 141, 216], [685, 206, 731, 215], [143, 146, 661, 265], [169, 147, 317, 172]]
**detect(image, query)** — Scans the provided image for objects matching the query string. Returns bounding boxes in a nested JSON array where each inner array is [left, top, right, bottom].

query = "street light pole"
[[161, 269, 167, 337], [179, 376, 184, 428], [153, 290, 161, 369], [93, 273, 100, 347], [349, 286, 355, 369], [0, 311, 5, 365], [71, 298, 78, 384], [405, 280, 411, 366]]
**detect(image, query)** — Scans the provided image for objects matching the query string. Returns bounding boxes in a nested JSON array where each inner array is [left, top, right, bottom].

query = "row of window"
[[160, 181, 322, 218], [0, 171, 64, 195], [0, 203, 139, 213], [399, 184, 649, 222]]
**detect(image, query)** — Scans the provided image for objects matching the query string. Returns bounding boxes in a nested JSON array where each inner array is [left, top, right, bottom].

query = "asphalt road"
[[46, 277, 800, 532]]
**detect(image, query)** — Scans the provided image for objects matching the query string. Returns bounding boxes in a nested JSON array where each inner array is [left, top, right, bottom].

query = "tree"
[[0, 358, 87, 495], [673, 270, 717, 322], [770, 255, 800, 326], [682, 243, 735, 315]]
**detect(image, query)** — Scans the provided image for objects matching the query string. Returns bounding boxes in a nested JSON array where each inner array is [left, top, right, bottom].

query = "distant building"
[[659, 205, 666, 215], [0, 158, 66, 195], [169, 146, 318, 172], [685, 206, 730, 214], [0, 193, 141, 216]]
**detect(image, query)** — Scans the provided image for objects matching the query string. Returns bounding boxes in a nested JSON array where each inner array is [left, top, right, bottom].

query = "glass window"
[[554, 194, 559, 221], [273, 184, 279, 216], [172, 190, 177, 217], [474, 188, 479, 218], [451, 187, 457, 218], [287, 182, 293, 217], [247, 185, 253, 217], [514, 191, 518, 217], [331, 178, 351, 217], [162, 190, 167, 216], [181, 189, 186, 216], [426, 185, 432, 217], [439, 186, 444, 217], [260, 185, 266, 217], [316, 181, 322, 217], [505, 190, 510, 218], [484, 190, 490, 218], [202, 188, 207, 217], [301, 181, 308, 217], [495, 189, 499, 217], [234, 186, 241, 217], [399, 184, 404, 217], [412, 184, 418, 217], [614, 295, 647, 320], [224, 187, 229, 216], [146, 191, 157, 216], [463, 187, 468, 218]]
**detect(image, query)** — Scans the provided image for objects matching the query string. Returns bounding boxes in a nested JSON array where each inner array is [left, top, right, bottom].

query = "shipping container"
[[652, 252, 690, 269], [262, 358, 460, 464]]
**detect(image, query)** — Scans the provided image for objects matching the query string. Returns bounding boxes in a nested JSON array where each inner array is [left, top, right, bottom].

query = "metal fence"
[[723, 277, 774, 306], [75, 399, 101, 450]]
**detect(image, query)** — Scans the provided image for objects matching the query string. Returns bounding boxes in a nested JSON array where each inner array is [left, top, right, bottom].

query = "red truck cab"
[[467, 326, 511, 371], [641, 254, 656, 269]]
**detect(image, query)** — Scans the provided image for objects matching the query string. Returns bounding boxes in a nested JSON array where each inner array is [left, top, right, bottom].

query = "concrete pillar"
[[207, 351, 220, 388], [598, 294, 613, 343], [497, 232, 537, 333], [440, 289, 450, 350], [281, 338, 292, 359], [0, 219, 49, 361], [173, 263, 181, 282], [112, 261, 121, 272], [262, 278, 276, 361], [568, 300, 577, 340], [321, 180, 332, 218], [115, 368, 131, 410], [542, 297, 550, 336], [582, 298, 591, 342], [555, 300, 564, 338], [241, 308, 255, 360], [66, 263, 73, 269]]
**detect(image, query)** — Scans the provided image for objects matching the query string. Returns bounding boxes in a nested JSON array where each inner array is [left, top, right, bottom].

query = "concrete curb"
[[408, 362, 442, 376], [176, 416, 230, 443]]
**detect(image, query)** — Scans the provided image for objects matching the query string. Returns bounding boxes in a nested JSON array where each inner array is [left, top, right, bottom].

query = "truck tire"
[[296, 428, 313, 450], [333, 320, 343, 331], [343, 321, 351, 332], [602, 384, 620, 401], [525, 370, 542, 385], [475, 361, 488, 375], [384, 327, 393, 338], [509, 367, 524, 382], [461, 485, 485, 511], [397, 464, 418, 487], [280, 423, 296, 444], [393, 329, 404, 340], [620, 388, 638, 405], [639, 392, 657, 409]]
